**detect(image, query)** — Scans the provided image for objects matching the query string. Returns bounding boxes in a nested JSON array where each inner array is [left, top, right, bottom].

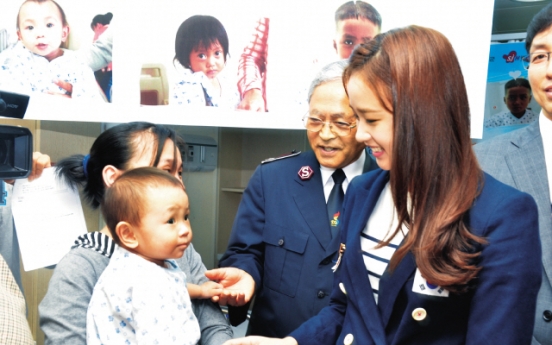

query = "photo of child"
[[237, 1, 383, 111], [332, 1, 382, 59], [0, 0, 103, 100], [484, 78, 536, 128], [171, 15, 239, 108], [86, 167, 223, 345]]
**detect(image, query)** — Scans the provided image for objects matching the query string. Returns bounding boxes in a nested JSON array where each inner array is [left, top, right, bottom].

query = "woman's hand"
[[29, 152, 52, 181], [204, 267, 255, 306], [222, 336, 298, 345]]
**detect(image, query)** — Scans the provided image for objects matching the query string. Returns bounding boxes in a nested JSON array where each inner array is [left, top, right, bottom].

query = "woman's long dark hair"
[[55, 122, 185, 209], [344, 26, 485, 293]]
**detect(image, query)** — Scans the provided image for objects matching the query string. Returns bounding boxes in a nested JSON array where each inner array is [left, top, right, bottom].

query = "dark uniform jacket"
[[219, 150, 377, 337]]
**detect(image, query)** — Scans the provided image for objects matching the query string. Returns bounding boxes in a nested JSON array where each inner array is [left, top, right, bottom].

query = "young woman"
[[39, 122, 232, 345], [224, 25, 542, 345]]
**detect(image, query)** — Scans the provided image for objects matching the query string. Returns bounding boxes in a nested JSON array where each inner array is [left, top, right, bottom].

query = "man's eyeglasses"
[[302, 114, 357, 137], [521, 52, 551, 70]]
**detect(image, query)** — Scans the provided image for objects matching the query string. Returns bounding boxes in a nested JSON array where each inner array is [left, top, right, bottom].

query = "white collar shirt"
[[539, 111, 552, 203], [320, 150, 366, 202]]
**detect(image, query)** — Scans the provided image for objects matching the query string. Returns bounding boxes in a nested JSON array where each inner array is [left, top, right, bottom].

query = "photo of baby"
[[0, 0, 112, 102], [171, 15, 240, 108]]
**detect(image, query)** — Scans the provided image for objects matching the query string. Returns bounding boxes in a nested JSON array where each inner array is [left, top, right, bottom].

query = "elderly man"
[[206, 60, 377, 338], [474, 4, 552, 345]]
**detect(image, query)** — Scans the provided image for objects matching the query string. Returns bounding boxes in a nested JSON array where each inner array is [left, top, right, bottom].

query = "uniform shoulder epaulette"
[[261, 151, 301, 164]]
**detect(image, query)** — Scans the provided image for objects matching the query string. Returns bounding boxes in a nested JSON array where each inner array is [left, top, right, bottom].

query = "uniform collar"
[[319, 150, 366, 187]]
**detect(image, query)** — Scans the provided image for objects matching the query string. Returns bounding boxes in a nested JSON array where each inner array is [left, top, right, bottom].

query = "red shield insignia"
[[298, 166, 314, 180]]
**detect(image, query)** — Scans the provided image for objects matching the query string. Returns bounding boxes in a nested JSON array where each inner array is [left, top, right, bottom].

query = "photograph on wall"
[[482, 41, 541, 140], [1, 0, 494, 138], [0, 0, 114, 118]]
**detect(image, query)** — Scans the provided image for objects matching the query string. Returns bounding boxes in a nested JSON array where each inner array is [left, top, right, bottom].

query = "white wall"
[[4, 0, 495, 138]]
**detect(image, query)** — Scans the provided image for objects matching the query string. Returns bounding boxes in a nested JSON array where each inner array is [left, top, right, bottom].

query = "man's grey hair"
[[307, 59, 349, 103]]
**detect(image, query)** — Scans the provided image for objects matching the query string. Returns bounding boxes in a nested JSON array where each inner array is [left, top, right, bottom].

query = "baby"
[[0, 0, 100, 100], [171, 15, 239, 108], [86, 167, 222, 344]]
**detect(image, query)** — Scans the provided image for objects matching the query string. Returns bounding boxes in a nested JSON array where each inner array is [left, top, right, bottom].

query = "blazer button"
[[543, 310, 552, 322], [412, 308, 427, 321], [321, 258, 331, 265], [317, 291, 325, 298], [278, 239, 284, 246], [344, 333, 354, 345]]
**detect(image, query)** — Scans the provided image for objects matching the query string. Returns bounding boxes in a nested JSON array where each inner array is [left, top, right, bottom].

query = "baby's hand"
[[47, 79, 73, 98], [198, 281, 224, 299]]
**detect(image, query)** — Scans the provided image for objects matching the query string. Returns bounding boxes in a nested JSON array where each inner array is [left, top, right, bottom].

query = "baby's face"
[[134, 186, 192, 266], [504, 86, 531, 117], [188, 41, 225, 79], [17, 0, 68, 61], [334, 18, 379, 60]]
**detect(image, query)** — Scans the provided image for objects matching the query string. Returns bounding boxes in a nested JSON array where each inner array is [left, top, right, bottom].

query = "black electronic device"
[[0, 90, 30, 119], [0, 125, 33, 179]]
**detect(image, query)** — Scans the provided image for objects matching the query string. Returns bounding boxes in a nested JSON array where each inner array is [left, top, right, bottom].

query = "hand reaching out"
[[187, 281, 223, 300], [204, 267, 255, 306], [198, 281, 224, 299]]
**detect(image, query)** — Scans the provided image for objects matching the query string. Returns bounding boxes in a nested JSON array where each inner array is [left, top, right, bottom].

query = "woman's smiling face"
[[346, 73, 394, 171]]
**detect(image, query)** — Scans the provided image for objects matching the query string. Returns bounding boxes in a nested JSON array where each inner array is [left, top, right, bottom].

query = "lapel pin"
[[344, 333, 354, 345], [412, 307, 427, 321], [298, 165, 314, 180]]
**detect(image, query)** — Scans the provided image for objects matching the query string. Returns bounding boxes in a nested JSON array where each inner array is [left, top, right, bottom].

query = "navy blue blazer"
[[291, 169, 542, 345], [219, 150, 377, 337]]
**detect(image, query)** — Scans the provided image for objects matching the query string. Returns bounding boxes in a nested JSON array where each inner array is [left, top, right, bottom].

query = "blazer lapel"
[[343, 171, 389, 344], [292, 155, 333, 249], [505, 122, 552, 284], [378, 252, 417, 328]]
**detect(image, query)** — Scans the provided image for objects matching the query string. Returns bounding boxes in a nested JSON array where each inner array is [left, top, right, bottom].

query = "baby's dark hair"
[[55, 122, 185, 209], [16, 0, 68, 29], [102, 167, 185, 245], [335, 1, 382, 29], [91, 12, 113, 30], [174, 15, 229, 68], [504, 78, 531, 94]]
